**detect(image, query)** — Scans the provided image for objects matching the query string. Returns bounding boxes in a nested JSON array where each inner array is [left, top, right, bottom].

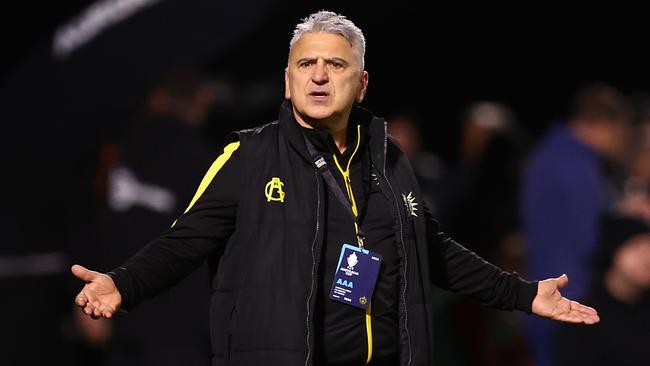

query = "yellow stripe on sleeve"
[[171, 141, 240, 227]]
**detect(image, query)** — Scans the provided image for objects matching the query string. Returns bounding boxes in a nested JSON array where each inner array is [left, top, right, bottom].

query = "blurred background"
[[2, 1, 649, 365]]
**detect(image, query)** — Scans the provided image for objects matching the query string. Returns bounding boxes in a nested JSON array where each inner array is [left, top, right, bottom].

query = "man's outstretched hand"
[[532, 274, 600, 324], [71, 264, 122, 319]]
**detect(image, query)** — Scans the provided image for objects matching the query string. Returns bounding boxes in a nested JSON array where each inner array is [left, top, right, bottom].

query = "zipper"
[[225, 304, 237, 365], [381, 121, 412, 365], [304, 169, 320, 366], [226, 334, 233, 364]]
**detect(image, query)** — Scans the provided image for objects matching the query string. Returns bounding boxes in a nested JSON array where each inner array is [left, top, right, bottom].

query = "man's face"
[[285, 32, 368, 126]]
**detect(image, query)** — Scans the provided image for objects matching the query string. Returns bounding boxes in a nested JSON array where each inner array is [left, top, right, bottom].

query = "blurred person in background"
[[554, 214, 650, 366], [444, 101, 532, 366], [71, 10, 599, 366], [387, 113, 448, 219], [448, 101, 526, 264], [73, 66, 217, 366], [617, 95, 650, 223], [520, 83, 633, 366], [0, 2, 269, 365]]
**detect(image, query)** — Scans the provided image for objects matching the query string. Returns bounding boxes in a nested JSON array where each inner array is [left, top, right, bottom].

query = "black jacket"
[[110, 101, 537, 366]]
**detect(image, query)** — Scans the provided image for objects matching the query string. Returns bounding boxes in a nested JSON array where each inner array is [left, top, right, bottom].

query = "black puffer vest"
[[210, 101, 435, 366]]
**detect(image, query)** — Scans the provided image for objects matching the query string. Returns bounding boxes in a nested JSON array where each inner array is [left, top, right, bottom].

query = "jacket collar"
[[278, 100, 387, 172]]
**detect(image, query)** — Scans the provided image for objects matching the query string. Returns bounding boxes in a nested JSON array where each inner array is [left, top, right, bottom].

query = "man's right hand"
[[71, 264, 122, 319]]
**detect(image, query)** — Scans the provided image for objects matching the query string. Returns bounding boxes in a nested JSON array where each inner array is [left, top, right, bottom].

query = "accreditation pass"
[[329, 243, 382, 310]]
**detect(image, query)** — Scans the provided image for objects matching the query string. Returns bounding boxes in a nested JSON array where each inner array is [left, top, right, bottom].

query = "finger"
[[71, 264, 98, 282], [571, 301, 599, 317], [574, 306, 600, 324], [75, 293, 88, 307], [574, 311, 599, 324], [83, 304, 94, 316], [98, 304, 114, 319], [89, 300, 102, 311], [578, 303, 598, 315], [556, 274, 569, 289], [577, 305, 599, 318], [557, 312, 582, 323], [565, 307, 599, 324], [93, 306, 102, 318]]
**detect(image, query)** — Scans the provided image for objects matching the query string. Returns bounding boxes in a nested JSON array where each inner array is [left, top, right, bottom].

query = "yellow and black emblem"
[[264, 177, 285, 203]]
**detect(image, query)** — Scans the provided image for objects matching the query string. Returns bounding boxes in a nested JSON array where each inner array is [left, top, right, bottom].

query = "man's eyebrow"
[[295, 57, 316, 64], [294, 57, 350, 65], [325, 57, 349, 65]]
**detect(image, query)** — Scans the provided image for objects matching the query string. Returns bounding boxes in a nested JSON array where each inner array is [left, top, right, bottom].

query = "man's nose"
[[311, 61, 329, 85]]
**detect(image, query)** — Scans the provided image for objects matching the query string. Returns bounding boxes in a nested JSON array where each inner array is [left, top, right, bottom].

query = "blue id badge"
[[329, 243, 383, 310]]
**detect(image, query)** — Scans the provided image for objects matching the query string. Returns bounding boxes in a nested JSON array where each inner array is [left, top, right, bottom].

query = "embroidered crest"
[[264, 177, 285, 202], [402, 192, 419, 217]]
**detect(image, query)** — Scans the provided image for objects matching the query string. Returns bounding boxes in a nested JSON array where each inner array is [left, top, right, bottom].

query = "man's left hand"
[[531, 274, 600, 324]]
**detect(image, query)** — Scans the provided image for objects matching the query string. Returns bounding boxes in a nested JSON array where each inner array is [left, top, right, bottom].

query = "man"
[[520, 83, 631, 366], [73, 11, 599, 365]]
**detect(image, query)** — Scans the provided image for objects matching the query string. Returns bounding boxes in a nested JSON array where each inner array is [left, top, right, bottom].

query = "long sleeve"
[[425, 203, 538, 313], [108, 141, 241, 310]]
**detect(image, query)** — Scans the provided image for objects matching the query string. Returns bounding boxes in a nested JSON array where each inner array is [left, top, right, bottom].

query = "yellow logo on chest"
[[265, 177, 285, 202]]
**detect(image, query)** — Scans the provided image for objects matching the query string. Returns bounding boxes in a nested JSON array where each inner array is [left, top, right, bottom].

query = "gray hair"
[[289, 10, 366, 70]]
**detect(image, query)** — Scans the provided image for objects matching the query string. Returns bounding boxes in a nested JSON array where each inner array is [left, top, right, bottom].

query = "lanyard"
[[303, 132, 366, 249]]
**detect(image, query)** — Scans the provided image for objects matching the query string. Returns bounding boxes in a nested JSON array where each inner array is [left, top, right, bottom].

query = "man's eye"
[[329, 62, 343, 69], [299, 61, 312, 68]]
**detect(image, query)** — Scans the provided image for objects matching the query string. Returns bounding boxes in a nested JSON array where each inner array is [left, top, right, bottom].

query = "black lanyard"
[[303, 134, 366, 248]]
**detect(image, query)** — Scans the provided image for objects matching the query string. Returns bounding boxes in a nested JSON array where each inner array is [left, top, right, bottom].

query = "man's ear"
[[356, 70, 369, 103], [284, 67, 291, 100]]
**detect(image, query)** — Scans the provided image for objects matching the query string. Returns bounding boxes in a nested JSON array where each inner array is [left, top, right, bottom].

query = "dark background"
[[2, 2, 647, 365], [3, 1, 650, 163]]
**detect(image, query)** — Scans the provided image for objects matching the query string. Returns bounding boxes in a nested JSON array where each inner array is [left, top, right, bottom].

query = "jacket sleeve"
[[425, 202, 538, 313], [108, 140, 241, 310]]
